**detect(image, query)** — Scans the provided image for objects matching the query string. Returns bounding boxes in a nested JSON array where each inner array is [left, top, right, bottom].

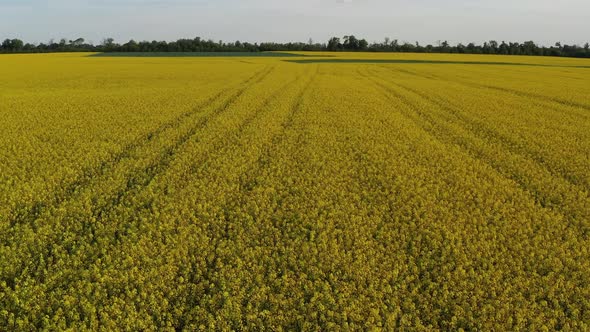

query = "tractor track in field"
[[2, 65, 281, 291], [74, 66, 297, 256], [360, 69, 590, 226], [187, 68, 319, 303], [369, 66, 590, 192], [89, 66, 278, 222], [1, 66, 278, 289], [237, 67, 318, 194], [36, 67, 308, 301], [382, 65, 590, 121], [188, 74, 312, 288], [477, 83, 590, 112], [5, 66, 273, 230], [182, 74, 304, 179], [181, 69, 317, 280]]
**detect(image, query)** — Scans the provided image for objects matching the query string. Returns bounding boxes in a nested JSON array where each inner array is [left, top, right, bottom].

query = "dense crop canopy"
[[0, 52, 589, 330]]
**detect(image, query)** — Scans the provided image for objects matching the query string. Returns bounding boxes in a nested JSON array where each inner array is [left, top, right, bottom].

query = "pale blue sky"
[[1, 0, 589, 46]]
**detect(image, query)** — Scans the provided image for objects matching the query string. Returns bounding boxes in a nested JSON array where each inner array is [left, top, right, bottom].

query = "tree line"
[[2, 35, 590, 58]]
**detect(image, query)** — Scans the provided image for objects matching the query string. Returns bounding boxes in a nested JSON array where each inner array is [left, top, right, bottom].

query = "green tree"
[[327, 37, 341, 51], [1, 38, 24, 52], [70, 38, 85, 46]]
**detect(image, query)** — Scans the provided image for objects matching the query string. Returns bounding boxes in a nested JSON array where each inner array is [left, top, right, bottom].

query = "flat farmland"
[[1, 52, 589, 330]]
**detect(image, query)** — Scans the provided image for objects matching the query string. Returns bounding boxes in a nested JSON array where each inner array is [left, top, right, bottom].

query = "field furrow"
[[375, 66, 590, 191], [4, 67, 272, 230], [362, 68, 590, 228], [1, 52, 589, 331]]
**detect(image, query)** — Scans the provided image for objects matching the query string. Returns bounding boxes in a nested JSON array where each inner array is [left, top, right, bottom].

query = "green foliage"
[[2, 35, 590, 58]]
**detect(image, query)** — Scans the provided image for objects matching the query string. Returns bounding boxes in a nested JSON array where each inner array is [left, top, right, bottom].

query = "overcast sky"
[[1, 0, 589, 46]]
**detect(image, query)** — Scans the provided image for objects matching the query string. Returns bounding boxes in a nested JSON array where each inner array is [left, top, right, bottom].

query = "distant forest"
[[2, 35, 590, 58]]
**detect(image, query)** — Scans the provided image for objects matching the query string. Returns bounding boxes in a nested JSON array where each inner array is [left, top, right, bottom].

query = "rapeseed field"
[[1, 52, 589, 330]]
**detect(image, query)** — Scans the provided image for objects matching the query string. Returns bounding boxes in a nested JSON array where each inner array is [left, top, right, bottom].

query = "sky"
[[1, 0, 589, 46]]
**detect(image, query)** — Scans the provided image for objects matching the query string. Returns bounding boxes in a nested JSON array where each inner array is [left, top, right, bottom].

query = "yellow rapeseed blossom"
[[0, 52, 589, 330]]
